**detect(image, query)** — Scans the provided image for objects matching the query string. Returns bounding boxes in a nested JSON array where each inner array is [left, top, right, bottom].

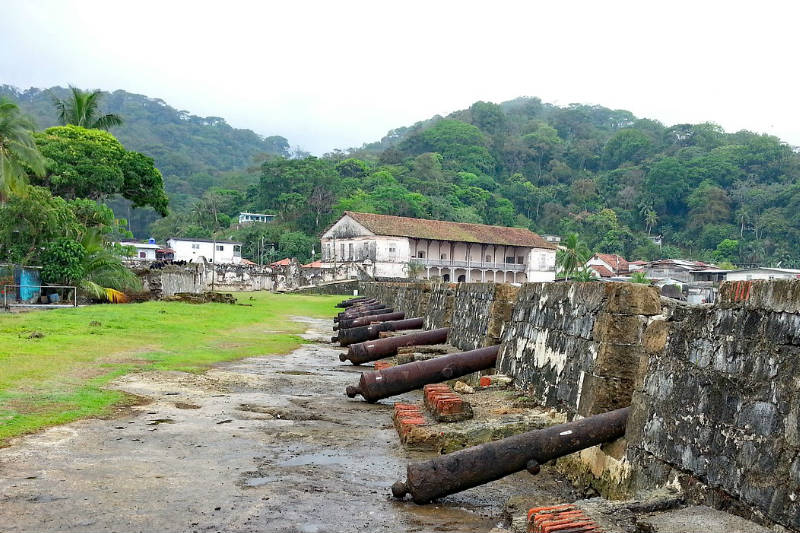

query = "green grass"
[[0, 291, 343, 445]]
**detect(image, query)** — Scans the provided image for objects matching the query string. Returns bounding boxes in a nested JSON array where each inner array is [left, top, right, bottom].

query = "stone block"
[[593, 342, 645, 382], [603, 283, 662, 316], [592, 312, 646, 345], [643, 318, 669, 354], [577, 373, 635, 417]]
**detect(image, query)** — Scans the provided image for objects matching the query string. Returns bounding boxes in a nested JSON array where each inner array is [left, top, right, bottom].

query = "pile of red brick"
[[422, 384, 473, 422], [392, 403, 426, 442], [527, 504, 602, 532]]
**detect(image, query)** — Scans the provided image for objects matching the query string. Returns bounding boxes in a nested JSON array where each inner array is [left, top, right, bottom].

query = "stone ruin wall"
[[359, 278, 800, 530], [626, 279, 800, 529], [136, 261, 366, 298]]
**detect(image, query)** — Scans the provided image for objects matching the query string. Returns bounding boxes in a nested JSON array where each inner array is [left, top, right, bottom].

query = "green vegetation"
[[0, 291, 341, 445], [52, 86, 123, 131], [0, 98, 45, 201], [4, 85, 799, 267]]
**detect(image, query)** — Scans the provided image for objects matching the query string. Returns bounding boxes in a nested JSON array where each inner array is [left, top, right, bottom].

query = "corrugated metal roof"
[[342, 211, 555, 248]]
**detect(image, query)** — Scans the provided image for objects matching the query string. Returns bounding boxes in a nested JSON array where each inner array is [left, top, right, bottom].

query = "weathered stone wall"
[[626, 279, 800, 529], [359, 282, 432, 319], [449, 283, 520, 351], [497, 282, 661, 417], [295, 280, 359, 295], [424, 283, 457, 330], [136, 260, 364, 298]]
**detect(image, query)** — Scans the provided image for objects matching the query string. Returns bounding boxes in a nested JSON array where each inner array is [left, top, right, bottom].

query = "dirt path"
[[0, 317, 570, 533]]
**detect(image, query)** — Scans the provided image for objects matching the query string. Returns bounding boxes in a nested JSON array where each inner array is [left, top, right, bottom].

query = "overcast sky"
[[2, 0, 798, 154]]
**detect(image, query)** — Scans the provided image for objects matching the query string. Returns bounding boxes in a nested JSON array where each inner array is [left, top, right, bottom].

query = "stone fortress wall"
[[358, 279, 800, 531]]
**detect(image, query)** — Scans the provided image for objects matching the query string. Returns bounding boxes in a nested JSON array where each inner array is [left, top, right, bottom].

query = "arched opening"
[[457, 274, 466, 282], [442, 273, 450, 282]]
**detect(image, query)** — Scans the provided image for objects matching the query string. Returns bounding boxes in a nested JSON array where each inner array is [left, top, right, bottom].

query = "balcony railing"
[[413, 258, 525, 271]]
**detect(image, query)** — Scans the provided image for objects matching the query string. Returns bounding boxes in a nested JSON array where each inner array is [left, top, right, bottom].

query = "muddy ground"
[[0, 316, 575, 533]]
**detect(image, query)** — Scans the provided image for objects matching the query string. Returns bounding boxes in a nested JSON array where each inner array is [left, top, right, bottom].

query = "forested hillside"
[[209, 98, 799, 267], [0, 85, 291, 233], [5, 85, 799, 268]]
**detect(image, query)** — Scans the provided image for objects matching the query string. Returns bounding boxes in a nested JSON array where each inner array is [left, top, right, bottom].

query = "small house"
[[166, 238, 243, 264]]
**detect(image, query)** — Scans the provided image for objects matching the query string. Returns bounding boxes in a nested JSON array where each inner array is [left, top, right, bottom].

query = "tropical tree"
[[644, 209, 658, 235], [0, 98, 45, 201], [52, 87, 123, 130], [630, 271, 650, 284], [556, 233, 591, 279]]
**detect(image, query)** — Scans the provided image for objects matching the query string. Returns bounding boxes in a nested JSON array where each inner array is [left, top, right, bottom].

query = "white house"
[[320, 211, 557, 282], [167, 238, 243, 264], [118, 240, 161, 261], [238, 212, 275, 224], [725, 267, 800, 282]]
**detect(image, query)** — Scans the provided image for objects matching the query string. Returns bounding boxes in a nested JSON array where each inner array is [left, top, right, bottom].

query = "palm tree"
[[79, 229, 141, 300], [556, 233, 591, 280], [645, 209, 658, 236], [52, 87, 123, 130], [0, 98, 45, 201]]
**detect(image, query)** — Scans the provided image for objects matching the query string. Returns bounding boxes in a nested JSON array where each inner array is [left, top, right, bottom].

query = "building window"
[[417, 251, 426, 259], [139, 251, 146, 258], [348, 243, 353, 259], [441, 254, 447, 260], [485, 255, 492, 262], [506, 256, 515, 264], [216, 245, 224, 252], [233, 245, 241, 256], [388, 242, 396, 254], [517, 256, 524, 264], [191, 243, 200, 249], [341, 243, 345, 260]]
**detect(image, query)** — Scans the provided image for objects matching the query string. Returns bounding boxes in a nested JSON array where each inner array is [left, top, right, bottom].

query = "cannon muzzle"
[[336, 303, 387, 318], [346, 345, 499, 402], [334, 307, 394, 323], [335, 297, 371, 308], [342, 328, 450, 365], [337, 318, 425, 346], [392, 406, 630, 503], [337, 311, 406, 330]]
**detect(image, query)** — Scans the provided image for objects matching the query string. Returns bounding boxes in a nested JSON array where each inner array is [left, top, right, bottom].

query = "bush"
[[41, 238, 85, 285]]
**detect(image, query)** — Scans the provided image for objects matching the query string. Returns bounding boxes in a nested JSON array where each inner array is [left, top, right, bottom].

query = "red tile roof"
[[593, 253, 629, 273], [270, 258, 291, 267], [589, 264, 615, 278], [343, 211, 555, 248], [302, 260, 324, 268]]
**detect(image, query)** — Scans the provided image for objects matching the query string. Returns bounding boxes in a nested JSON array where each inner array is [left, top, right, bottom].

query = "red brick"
[[479, 376, 492, 387], [374, 361, 393, 370]]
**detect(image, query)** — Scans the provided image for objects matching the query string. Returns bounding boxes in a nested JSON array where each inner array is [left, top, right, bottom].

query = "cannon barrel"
[[336, 297, 372, 308], [337, 318, 425, 346], [336, 303, 387, 318], [340, 328, 450, 365], [391, 406, 630, 503], [346, 345, 499, 402], [334, 306, 393, 322], [334, 311, 406, 331]]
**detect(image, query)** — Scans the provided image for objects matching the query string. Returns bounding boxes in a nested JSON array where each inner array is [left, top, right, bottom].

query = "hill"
[[0, 85, 291, 234], [238, 98, 800, 267]]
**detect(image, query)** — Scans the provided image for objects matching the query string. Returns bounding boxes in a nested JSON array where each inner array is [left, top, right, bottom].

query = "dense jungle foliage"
[[4, 86, 799, 267]]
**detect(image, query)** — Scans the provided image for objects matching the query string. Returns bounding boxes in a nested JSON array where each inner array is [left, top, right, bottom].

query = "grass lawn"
[[0, 291, 343, 446]]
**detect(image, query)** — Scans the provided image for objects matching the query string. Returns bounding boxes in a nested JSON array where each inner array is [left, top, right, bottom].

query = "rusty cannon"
[[334, 311, 406, 331], [340, 327, 450, 365], [336, 297, 372, 308], [336, 318, 425, 346], [346, 345, 499, 402], [335, 302, 386, 318], [334, 306, 393, 323], [391, 406, 630, 503]]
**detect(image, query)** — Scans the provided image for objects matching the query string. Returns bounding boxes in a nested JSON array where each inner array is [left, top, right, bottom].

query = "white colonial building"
[[320, 211, 556, 282], [118, 240, 161, 261], [166, 238, 243, 264]]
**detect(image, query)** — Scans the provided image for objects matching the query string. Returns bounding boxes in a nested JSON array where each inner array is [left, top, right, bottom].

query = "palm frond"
[[91, 113, 123, 131]]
